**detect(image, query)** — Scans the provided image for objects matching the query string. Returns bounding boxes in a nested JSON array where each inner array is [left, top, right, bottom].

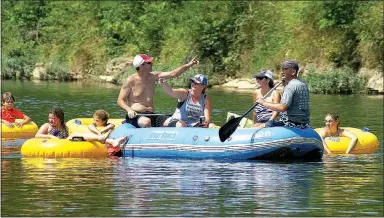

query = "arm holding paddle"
[[252, 90, 258, 122], [256, 97, 287, 112], [117, 78, 137, 119], [219, 81, 283, 142]]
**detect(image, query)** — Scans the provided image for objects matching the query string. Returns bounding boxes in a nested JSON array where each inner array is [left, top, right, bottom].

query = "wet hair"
[[49, 107, 66, 129], [2, 92, 15, 103], [93, 110, 109, 122], [325, 112, 340, 129]]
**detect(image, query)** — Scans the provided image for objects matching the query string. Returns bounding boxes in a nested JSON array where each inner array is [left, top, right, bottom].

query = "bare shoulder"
[[272, 90, 282, 98], [317, 128, 326, 137], [122, 74, 137, 88], [340, 129, 357, 137], [273, 90, 281, 95], [39, 123, 51, 131], [253, 89, 260, 97]]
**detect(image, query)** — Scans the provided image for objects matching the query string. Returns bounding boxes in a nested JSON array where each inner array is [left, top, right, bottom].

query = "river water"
[[1, 80, 383, 216]]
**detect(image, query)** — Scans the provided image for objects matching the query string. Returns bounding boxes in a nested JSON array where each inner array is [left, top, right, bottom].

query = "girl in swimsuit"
[[35, 107, 69, 139], [318, 112, 358, 154], [36, 108, 127, 148]]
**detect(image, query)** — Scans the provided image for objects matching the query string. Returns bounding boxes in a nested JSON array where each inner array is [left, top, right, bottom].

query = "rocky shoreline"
[[30, 57, 383, 94]]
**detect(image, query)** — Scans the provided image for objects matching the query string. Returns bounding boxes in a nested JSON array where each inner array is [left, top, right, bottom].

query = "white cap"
[[133, 54, 153, 68], [252, 69, 274, 80]]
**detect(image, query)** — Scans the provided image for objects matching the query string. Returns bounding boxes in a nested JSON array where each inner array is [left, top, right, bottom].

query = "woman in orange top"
[[1, 92, 32, 128]]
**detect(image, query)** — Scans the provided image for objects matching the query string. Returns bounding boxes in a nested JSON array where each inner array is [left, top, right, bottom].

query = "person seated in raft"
[[1, 92, 32, 128], [317, 112, 358, 154], [117, 54, 199, 128], [252, 70, 281, 128], [35, 107, 127, 147], [159, 74, 216, 128], [256, 60, 310, 128]]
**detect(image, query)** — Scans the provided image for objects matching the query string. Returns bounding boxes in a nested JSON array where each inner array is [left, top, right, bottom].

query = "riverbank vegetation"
[[1, 1, 382, 94]]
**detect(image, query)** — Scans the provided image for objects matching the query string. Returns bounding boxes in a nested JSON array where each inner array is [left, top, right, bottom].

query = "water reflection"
[[1, 155, 382, 216], [1, 138, 26, 152], [111, 158, 325, 216], [320, 154, 383, 216], [1, 158, 122, 216], [1, 80, 383, 216]]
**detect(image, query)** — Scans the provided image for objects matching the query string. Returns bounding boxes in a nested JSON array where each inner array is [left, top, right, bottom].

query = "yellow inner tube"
[[21, 138, 108, 158], [226, 112, 254, 128], [1, 119, 39, 139], [314, 127, 379, 154]]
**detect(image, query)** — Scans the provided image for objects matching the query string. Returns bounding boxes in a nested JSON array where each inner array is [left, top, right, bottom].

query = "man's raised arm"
[[156, 56, 199, 79]]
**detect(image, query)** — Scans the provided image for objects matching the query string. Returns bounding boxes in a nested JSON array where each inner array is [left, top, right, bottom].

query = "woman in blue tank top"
[[159, 74, 216, 128], [252, 70, 281, 127]]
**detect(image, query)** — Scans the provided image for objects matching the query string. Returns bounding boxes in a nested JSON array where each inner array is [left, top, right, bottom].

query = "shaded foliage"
[[304, 66, 368, 94]]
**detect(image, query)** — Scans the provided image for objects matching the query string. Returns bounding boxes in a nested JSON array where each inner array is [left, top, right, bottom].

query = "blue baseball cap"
[[190, 74, 208, 86]]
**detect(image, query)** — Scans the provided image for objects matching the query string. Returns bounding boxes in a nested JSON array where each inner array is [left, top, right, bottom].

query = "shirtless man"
[[117, 54, 199, 128]]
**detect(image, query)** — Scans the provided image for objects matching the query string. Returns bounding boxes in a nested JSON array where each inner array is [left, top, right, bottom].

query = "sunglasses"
[[256, 77, 268, 81], [191, 81, 204, 85], [143, 62, 152, 65]]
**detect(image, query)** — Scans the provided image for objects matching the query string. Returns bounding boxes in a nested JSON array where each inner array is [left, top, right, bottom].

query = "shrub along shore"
[[2, 1, 383, 94]]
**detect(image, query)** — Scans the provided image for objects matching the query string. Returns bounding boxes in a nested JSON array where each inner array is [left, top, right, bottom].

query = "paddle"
[[219, 81, 283, 142], [137, 113, 172, 117]]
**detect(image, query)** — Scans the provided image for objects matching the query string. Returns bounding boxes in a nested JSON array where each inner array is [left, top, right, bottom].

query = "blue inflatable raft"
[[109, 124, 324, 160]]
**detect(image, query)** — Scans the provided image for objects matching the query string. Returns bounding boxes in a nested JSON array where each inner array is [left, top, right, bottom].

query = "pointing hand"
[[188, 56, 199, 67], [158, 77, 166, 84]]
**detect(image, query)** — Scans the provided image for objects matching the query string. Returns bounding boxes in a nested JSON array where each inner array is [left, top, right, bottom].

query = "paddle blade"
[[219, 117, 242, 142]]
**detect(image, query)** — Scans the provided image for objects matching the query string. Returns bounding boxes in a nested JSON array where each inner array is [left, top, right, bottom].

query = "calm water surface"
[[1, 80, 383, 216]]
